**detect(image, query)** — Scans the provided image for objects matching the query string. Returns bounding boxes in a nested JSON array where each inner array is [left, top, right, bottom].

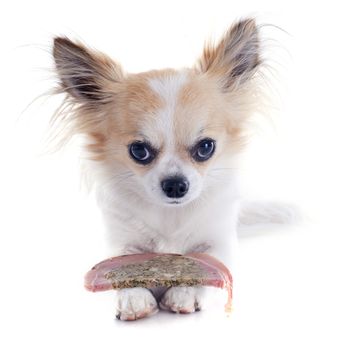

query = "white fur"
[[115, 287, 158, 321], [159, 286, 203, 313], [98, 171, 239, 263], [239, 200, 300, 226], [148, 71, 187, 149]]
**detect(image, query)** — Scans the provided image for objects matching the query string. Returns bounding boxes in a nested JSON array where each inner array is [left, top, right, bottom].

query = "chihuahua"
[[53, 18, 275, 320]]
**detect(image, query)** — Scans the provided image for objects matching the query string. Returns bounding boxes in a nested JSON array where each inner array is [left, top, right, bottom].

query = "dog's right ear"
[[53, 37, 123, 104]]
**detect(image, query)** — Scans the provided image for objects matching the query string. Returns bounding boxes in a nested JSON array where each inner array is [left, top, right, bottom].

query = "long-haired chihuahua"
[[52, 18, 284, 320]]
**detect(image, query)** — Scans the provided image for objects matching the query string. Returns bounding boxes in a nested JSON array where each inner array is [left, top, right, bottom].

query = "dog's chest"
[[104, 202, 216, 255], [124, 210, 207, 254], [103, 190, 237, 256]]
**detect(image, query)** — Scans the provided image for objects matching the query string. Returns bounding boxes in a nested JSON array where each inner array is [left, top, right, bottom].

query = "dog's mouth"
[[164, 198, 193, 206], [162, 198, 185, 206]]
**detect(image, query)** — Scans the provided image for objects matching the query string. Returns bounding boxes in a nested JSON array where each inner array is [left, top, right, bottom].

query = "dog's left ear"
[[199, 18, 260, 90]]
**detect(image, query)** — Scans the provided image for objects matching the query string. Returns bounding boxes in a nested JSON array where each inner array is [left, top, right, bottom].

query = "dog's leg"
[[115, 287, 158, 321], [159, 286, 203, 314], [159, 230, 237, 314]]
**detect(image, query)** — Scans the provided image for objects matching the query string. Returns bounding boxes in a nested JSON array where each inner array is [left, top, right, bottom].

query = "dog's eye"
[[129, 142, 156, 164], [192, 138, 216, 162]]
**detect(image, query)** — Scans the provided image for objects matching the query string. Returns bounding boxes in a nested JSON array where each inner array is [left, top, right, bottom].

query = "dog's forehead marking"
[[148, 71, 188, 150]]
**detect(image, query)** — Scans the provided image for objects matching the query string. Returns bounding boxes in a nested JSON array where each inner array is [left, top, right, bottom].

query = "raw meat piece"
[[85, 253, 233, 313]]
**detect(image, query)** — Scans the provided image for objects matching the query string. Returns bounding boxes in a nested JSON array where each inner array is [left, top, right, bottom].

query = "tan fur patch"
[[102, 71, 178, 175], [86, 132, 107, 161]]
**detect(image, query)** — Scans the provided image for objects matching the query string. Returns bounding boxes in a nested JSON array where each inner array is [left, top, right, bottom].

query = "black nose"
[[161, 176, 189, 198]]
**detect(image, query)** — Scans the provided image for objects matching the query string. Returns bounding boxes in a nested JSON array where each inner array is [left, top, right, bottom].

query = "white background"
[[1, 0, 350, 349]]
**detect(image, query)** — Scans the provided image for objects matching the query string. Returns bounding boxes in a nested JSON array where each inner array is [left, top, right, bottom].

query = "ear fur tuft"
[[53, 37, 122, 103], [199, 18, 261, 90]]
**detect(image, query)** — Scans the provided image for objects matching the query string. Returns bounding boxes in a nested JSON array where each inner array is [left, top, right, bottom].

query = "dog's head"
[[53, 19, 261, 206]]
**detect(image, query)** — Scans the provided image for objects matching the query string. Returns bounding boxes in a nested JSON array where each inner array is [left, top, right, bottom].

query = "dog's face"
[[53, 19, 260, 206], [108, 70, 231, 206]]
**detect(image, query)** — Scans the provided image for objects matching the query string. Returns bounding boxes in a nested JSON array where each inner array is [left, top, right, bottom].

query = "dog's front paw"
[[115, 287, 158, 321], [159, 286, 202, 314]]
